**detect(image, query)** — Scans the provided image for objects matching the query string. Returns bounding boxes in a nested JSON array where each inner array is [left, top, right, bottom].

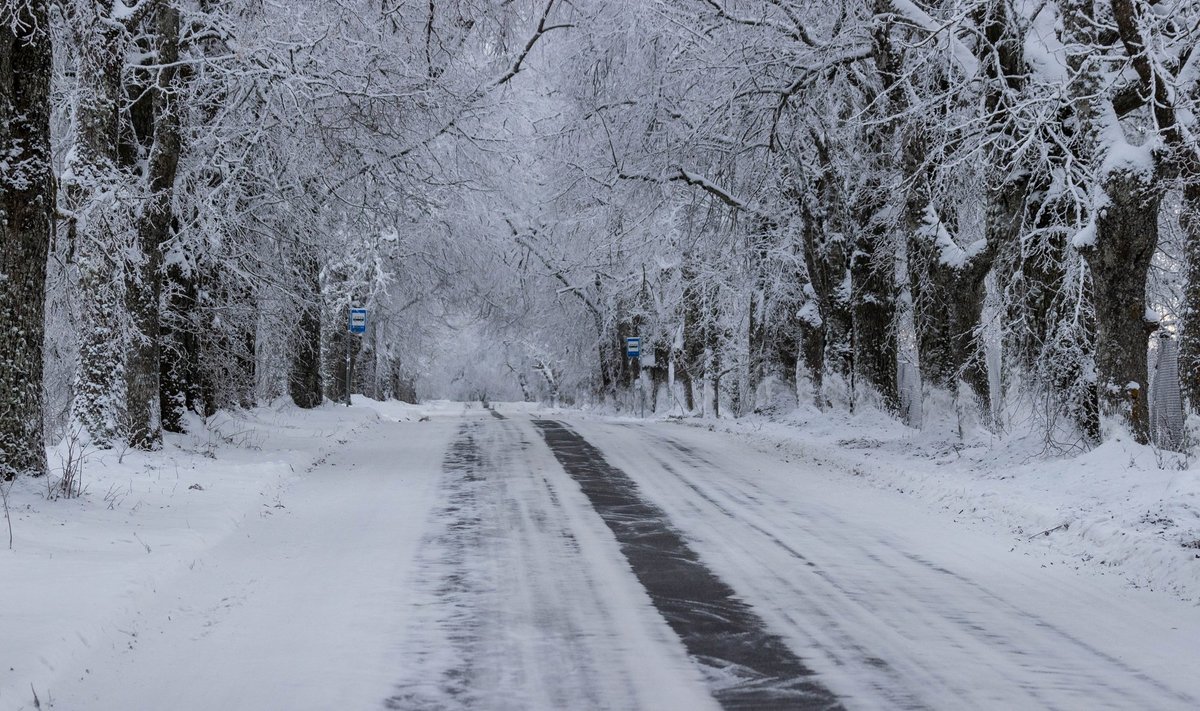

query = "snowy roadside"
[[655, 406, 1200, 603], [0, 397, 433, 710]]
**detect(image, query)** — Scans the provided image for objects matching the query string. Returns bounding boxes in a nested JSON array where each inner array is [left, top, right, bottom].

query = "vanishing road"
[[47, 404, 1200, 710]]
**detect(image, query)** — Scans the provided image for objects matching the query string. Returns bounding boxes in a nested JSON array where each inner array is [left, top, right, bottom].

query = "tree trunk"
[[904, 198, 993, 420], [125, 6, 181, 449], [68, 7, 128, 447], [850, 221, 900, 412], [1084, 169, 1161, 443], [0, 2, 53, 478], [650, 344, 668, 411], [326, 319, 359, 406], [1180, 184, 1200, 413], [680, 261, 705, 411], [160, 256, 202, 431], [793, 143, 852, 401], [289, 254, 322, 408]]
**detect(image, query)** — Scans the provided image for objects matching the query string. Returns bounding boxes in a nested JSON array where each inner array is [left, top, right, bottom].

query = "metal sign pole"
[[640, 367, 645, 419], [625, 336, 644, 418], [347, 307, 368, 407], [345, 334, 352, 407]]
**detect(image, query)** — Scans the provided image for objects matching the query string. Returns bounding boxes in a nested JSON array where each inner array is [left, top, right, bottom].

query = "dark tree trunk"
[[1083, 170, 1161, 443], [289, 254, 322, 408], [325, 313, 353, 404], [125, 6, 181, 449], [160, 257, 202, 431], [69, 7, 128, 447], [840, 7, 903, 414], [748, 289, 765, 392], [792, 141, 852, 405], [903, 197, 993, 420], [1180, 184, 1200, 413], [775, 318, 799, 391], [650, 344, 669, 411], [680, 261, 705, 411], [0, 2, 53, 478], [849, 220, 899, 413], [798, 309, 824, 405]]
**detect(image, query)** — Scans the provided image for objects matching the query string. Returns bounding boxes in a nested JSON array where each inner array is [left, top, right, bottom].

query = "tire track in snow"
[[386, 415, 668, 710], [593, 424, 1197, 710], [534, 419, 842, 711]]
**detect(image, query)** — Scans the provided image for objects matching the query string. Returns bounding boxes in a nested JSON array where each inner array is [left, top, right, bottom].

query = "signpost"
[[346, 307, 368, 406], [626, 337, 643, 418]]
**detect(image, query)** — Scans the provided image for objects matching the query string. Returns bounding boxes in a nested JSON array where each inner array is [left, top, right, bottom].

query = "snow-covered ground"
[[657, 403, 1200, 603], [4, 398, 1199, 710], [568, 415, 1200, 709], [0, 397, 434, 709]]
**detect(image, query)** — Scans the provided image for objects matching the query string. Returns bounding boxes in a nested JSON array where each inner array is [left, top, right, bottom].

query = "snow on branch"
[[618, 167, 777, 222], [917, 204, 986, 269], [888, 0, 979, 78], [700, 0, 822, 47], [508, 220, 602, 318], [493, 0, 574, 89], [328, 0, 570, 197]]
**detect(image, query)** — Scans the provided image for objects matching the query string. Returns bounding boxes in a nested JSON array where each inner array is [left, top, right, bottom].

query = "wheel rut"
[[534, 419, 841, 711]]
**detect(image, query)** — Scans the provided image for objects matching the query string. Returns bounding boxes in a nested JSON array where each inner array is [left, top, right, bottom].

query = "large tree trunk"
[[1180, 184, 1200, 413], [125, 6, 181, 449], [793, 142, 852, 404], [841, 6, 903, 415], [904, 196, 994, 420], [1084, 170, 1161, 443], [679, 261, 705, 411], [160, 255, 202, 431], [0, 2, 54, 478], [68, 5, 129, 447], [289, 254, 323, 408], [1061, 0, 1162, 443], [325, 321, 355, 405], [849, 218, 900, 412]]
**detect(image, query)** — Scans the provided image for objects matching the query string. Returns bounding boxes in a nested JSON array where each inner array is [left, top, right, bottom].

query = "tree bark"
[[0, 2, 54, 478], [1180, 184, 1200, 413], [1061, 0, 1162, 443], [68, 4, 129, 447], [125, 5, 182, 449], [793, 141, 852, 404], [1083, 170, 1161, 442], [680, 261, 705, 411], [849, 217, 900, 413], [289, 253, 323, 408]]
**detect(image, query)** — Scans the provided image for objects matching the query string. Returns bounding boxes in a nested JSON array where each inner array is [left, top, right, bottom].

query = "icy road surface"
[[46, 406, 1200, 710]]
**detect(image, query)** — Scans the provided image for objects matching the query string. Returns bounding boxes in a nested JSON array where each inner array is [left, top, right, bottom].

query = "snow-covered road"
[[42, 406, 1200, 710]]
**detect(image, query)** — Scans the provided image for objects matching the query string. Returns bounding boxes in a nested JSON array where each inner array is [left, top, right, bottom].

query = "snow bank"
[[664, 406, 1200, 602], [0, 400, 383, 709]]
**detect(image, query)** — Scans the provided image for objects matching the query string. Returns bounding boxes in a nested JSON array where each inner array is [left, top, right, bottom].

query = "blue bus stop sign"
[[348, 307, 367, 334], [626, 337, 641, 358]]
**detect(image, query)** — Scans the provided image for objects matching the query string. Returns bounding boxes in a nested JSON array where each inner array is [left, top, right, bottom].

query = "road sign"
[[348, 307, 367, 334], [626, 337, 641, 358]]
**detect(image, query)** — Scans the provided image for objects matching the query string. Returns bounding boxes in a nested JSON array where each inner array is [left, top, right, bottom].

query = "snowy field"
[[3, 399, 1199, 710]]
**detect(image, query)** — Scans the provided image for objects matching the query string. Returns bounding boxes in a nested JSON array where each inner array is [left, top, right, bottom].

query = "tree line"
[[0, 0, 566, 479], [4, 0, 1200, 481], [481, 0, 1200, 448]]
